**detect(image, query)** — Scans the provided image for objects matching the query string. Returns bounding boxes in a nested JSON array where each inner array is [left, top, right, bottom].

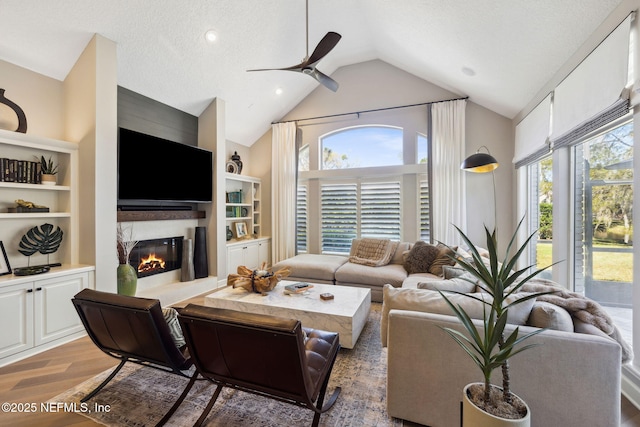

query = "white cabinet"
[[0, 266, 93, 364], [35, 272, 89, 345], [227, 237, 271, 275], [0, 282, 34, 359]]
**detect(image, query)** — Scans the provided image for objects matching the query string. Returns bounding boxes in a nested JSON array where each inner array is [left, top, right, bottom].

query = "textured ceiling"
[[0, 0, 623, 145]]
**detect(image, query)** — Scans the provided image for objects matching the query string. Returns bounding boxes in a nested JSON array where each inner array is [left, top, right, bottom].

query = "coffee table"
[[204, 280, 371, 349]]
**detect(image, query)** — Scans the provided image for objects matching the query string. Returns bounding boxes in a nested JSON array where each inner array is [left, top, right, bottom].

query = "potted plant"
[[439, 218, 555, 426], [38, 155, 58, 185]]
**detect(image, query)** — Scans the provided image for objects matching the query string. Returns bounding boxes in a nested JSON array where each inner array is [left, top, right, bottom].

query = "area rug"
[[50, 303, 403, 426]]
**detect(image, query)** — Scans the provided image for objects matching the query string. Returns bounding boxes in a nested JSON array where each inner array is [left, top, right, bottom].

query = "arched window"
[[321, 126, 403, 169]]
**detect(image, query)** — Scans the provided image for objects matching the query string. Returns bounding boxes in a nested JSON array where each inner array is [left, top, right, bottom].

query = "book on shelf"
[[0, 158, 42, 184]]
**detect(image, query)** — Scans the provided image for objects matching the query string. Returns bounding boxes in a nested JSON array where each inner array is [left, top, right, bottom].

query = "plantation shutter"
[[419, 176, 430, 241], [321, 183, 357, 253], [296, 183, 308, 253], [361, 181, 401, 240]]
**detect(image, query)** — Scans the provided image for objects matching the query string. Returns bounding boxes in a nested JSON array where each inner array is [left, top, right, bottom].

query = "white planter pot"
[[41, 174, 56, 185], [462, 383, 530, 427]]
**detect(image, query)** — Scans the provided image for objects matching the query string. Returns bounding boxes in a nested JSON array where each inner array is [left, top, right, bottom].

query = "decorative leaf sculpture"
[[18, 223, 63, 256]]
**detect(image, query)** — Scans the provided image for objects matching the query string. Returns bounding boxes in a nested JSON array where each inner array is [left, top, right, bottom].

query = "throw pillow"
[[417, 276, 476, 293], [403, 241, 441, 274], [527, 301, 574, 332], [428, 243, 458, 276], [162, 307, 186, 348]]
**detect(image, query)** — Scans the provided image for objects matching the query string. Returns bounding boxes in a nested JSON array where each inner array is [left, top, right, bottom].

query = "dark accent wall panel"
[[117, 86, 198, 146]]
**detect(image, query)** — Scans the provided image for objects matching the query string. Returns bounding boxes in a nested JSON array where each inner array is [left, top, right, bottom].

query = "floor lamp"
[[460, 146, 499, 231]]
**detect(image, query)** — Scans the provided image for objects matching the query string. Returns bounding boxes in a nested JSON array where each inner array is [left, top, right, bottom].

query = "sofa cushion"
[[417, 277, 477, 293], [402, 272, 442, 289], [403, 241, 441, 274], [349, 238, 399, 267], [527, 301, 574, 332], [428, 244, 458, 276], [443, 265, 469, 279], [381, 284, 536, 347], [335, 262, 407, 288], [391, 242, 412, 265], [271, 254, 348, 282]]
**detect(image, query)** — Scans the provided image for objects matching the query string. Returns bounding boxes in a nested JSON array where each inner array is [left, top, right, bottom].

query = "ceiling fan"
[[247, 0, 341, 92]]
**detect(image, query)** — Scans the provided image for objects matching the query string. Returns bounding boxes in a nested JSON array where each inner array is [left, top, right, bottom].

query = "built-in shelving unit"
[[0, 129, 94, 367], [0, 129, 79, 268], [224, 173, 270, 276], [225, 173, 263, 241]]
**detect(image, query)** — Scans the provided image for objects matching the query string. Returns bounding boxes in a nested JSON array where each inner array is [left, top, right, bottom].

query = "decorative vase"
[[462, 383, 530, 427], [181, 238, 195, 282], [231, 151, 243, 174], [226, 226, 233, 241], [41, 174, 56, 185], [0, 88, 27, 133], [194, 226, 209, 279], [117, 263, 137, 296]]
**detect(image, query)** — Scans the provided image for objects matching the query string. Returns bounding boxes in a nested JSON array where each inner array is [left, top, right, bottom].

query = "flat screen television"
[[118, 128, 213, 206]]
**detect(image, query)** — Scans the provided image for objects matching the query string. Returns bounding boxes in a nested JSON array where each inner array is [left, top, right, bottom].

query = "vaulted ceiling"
[[0, 0, 623, 145]]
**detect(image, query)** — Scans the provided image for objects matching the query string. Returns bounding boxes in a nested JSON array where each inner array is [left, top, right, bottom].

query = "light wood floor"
[[0, 292, 639, 427]]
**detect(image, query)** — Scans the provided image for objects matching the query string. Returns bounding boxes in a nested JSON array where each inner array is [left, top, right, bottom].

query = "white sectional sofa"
[[272, 240, 445, 302], [384, 306, 622, 427], [274, 238, 625, 427]]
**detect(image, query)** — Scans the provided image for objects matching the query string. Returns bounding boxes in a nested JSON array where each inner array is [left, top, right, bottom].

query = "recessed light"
[[275, 87, 283, 96], [205, 30, 218, 43], [462, 67, 476, 76]]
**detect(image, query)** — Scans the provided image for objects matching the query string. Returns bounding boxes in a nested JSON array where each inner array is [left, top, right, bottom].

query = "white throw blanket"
[[349, 238, 398, 267], [520, 278, 633, 363]]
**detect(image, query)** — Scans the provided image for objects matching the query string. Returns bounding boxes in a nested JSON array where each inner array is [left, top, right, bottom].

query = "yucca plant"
[[439, 218, 557, 416]]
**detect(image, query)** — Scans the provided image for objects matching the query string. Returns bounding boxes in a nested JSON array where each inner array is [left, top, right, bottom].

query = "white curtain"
[[271, 122, 298, 263], [431, 99, 466, 246]]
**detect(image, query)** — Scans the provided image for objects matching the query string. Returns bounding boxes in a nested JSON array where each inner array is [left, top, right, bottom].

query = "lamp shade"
[[461, 152, 499, 173]]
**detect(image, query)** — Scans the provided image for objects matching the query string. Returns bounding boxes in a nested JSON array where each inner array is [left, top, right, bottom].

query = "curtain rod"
[[272, 95, 469, 125]]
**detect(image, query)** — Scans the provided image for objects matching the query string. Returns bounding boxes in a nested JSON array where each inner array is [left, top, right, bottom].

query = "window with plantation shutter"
[[296, 183, 308, 253], [299, 126, 431, 254], [419, 176, 430, 241], [321, 183, 357, 253], [361, 181, 401, 240]]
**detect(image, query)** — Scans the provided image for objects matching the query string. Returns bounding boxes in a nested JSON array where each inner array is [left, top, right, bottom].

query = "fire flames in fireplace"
[[129, 236, 183, 279], [138, 253, 166, 274]]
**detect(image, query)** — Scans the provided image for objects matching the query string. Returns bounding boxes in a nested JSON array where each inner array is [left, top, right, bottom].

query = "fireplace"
[[129, 236, 183, 278]]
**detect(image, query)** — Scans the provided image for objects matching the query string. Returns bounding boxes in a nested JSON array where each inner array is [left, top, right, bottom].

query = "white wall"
[[64, 35, 118, 293], [251, 59, 514, 249], [0, 59, 64, 139]]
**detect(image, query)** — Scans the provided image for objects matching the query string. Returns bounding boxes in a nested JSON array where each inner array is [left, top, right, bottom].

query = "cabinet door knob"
[[36, 287, 42, 291], [26, 289, 33, 293]]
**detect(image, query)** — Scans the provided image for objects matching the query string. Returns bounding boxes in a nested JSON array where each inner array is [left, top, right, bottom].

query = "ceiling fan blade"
[[307, 32, 341, 66], [247, 65, 303, 72], [310, 68, 339, 92]]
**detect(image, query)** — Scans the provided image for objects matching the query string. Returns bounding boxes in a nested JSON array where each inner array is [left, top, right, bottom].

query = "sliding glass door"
[[573, 119, 633, 346]]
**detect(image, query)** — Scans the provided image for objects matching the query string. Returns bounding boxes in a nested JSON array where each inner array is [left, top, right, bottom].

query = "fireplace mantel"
[[117, 210, 206, 222]]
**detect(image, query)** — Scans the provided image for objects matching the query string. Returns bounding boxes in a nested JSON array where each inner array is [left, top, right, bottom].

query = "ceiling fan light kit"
[[247, 0, 341, 91]]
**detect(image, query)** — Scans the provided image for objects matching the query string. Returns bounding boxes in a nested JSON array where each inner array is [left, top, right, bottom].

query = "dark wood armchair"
[[71, 288, 192, 403], [158, 304, 341, 427]]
